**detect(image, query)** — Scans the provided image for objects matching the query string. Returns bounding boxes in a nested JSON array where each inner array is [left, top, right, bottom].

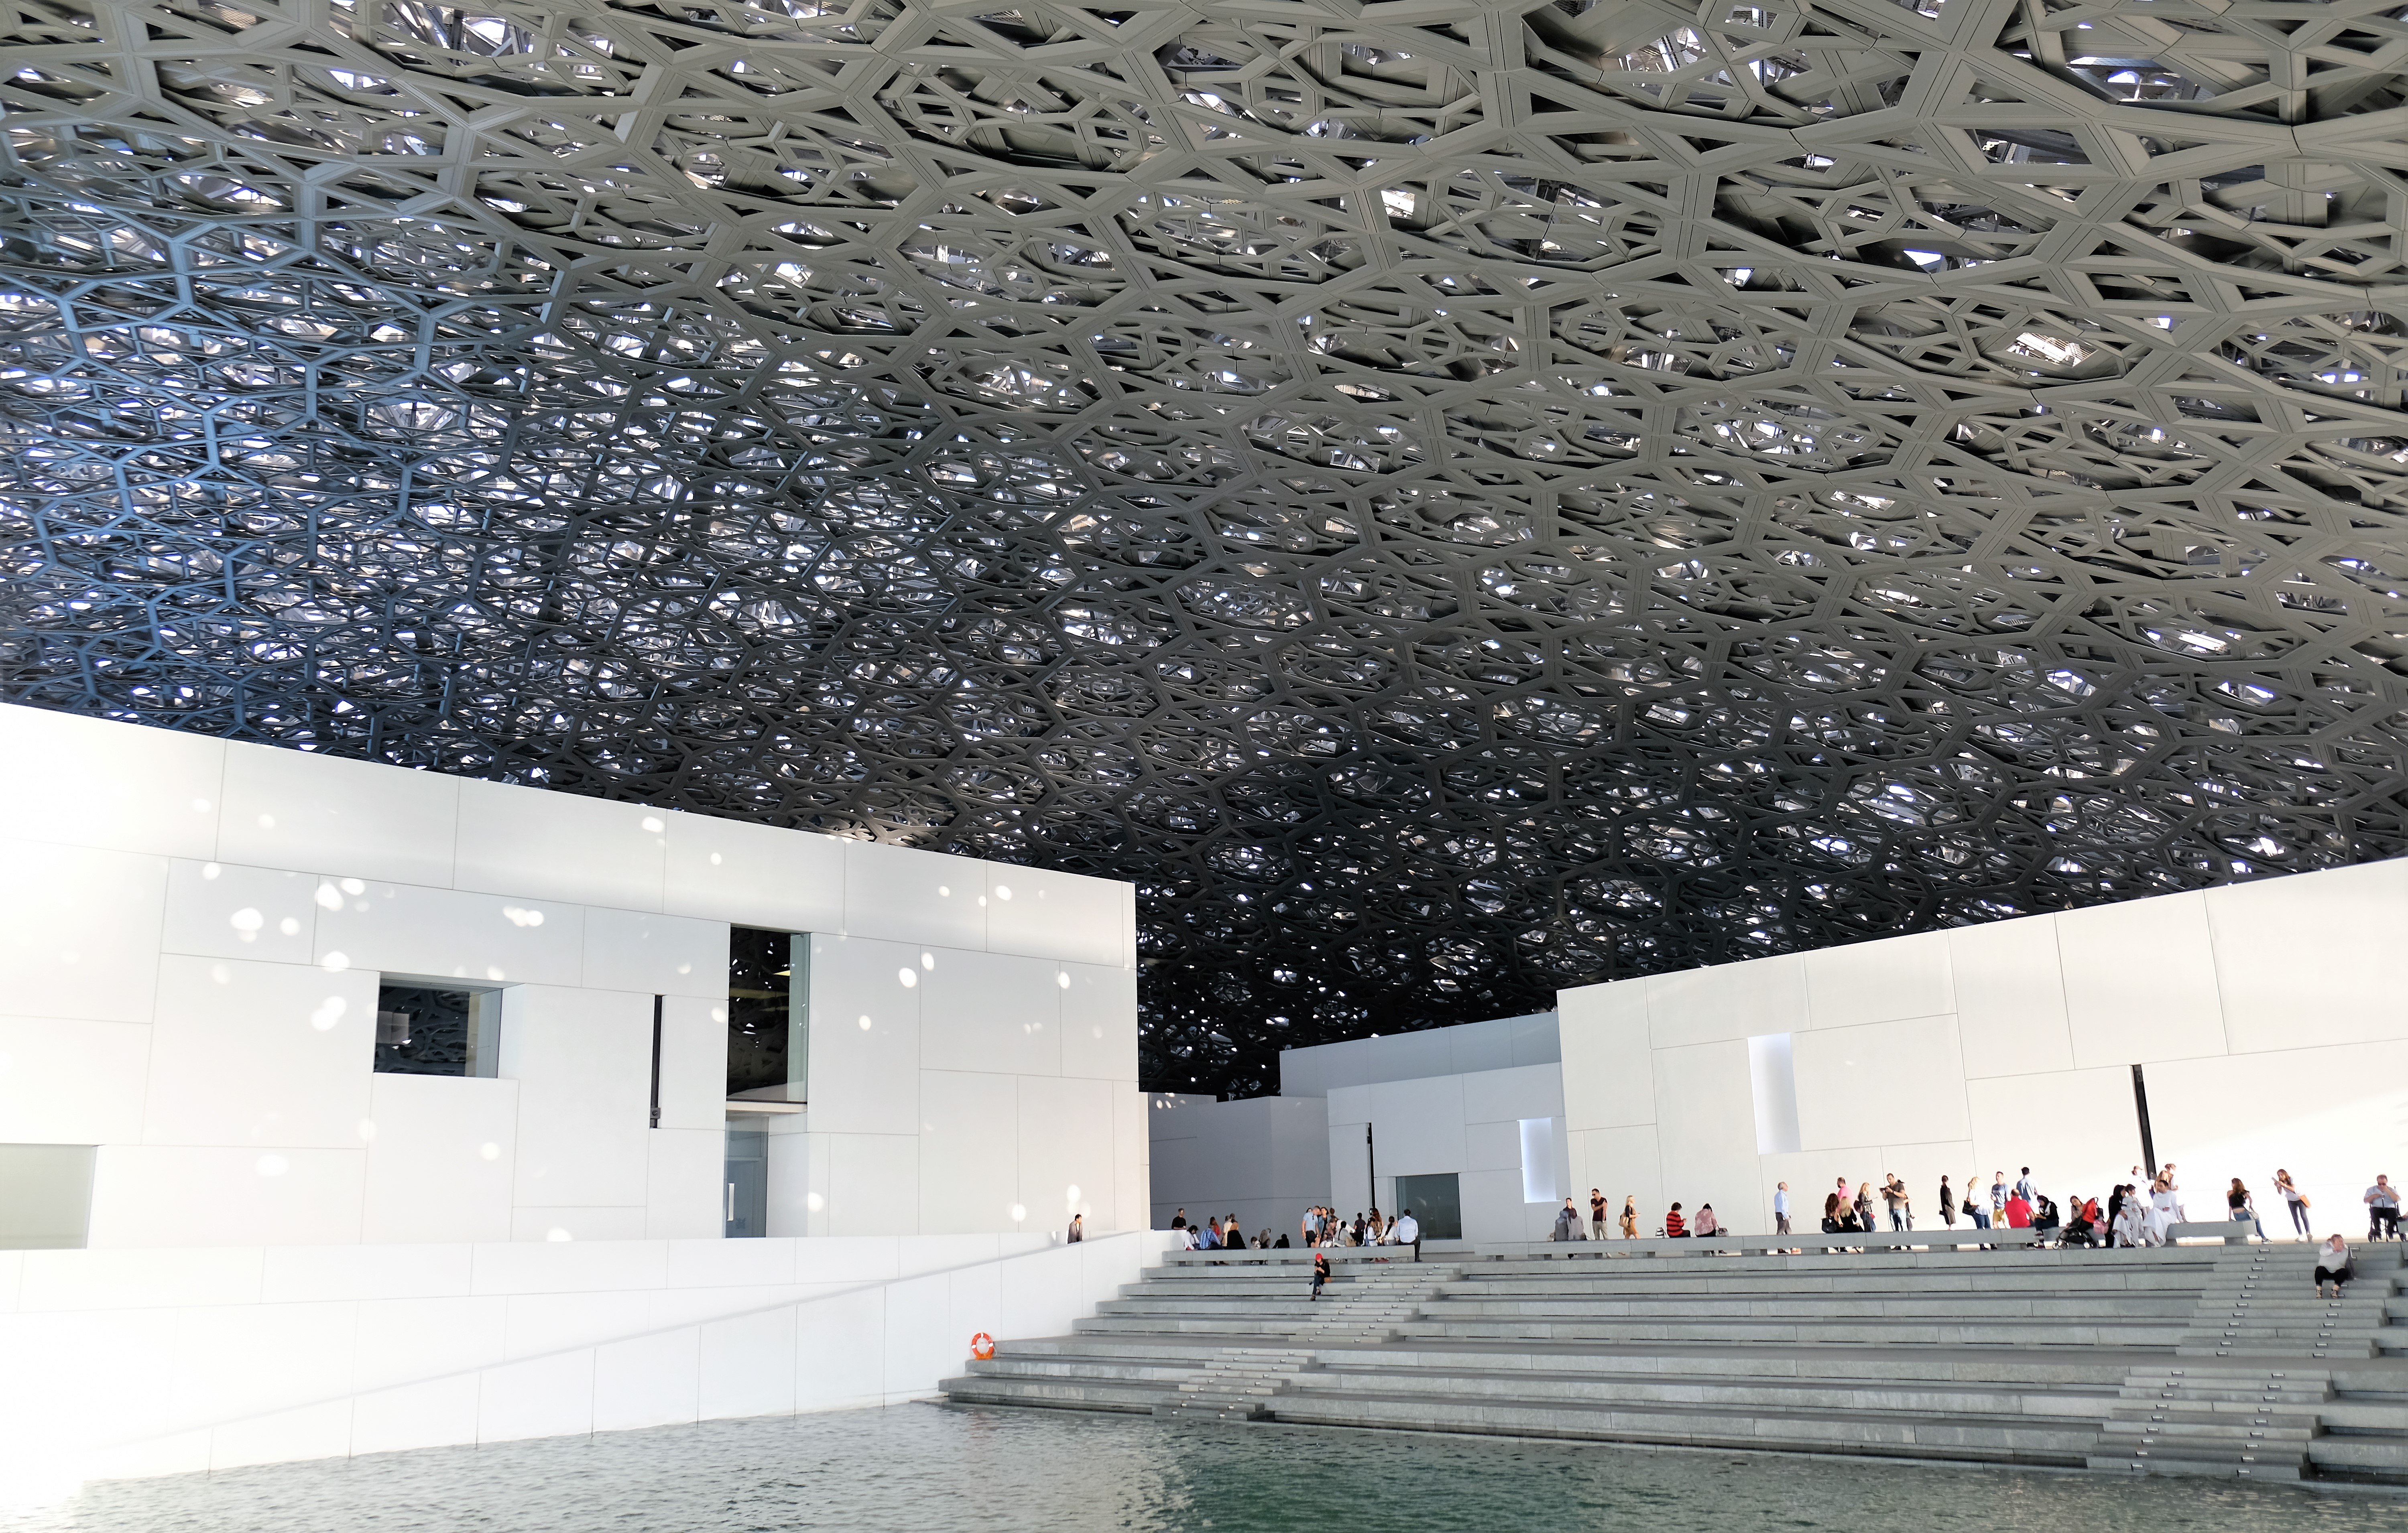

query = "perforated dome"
[[6, 0, 2407, 1093]]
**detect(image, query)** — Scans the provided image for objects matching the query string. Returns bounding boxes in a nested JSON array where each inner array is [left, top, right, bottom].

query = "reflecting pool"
[[10, 1404, 2400, 1533]]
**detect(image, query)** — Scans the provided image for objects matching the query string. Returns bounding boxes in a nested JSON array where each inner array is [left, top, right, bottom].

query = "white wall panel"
[[2056, 892, 2228, 1068], [0, 1017, 149, 1144], [1949, 917, 2074, 1078], [1644, 952, 1805, 1048], [844, 842, 986, 950], [654, 996, 728, 1131], [315, 880, 584, 988], [1463, 1117, 1519, 1172], [804, 935, 922, 1136], [0, 704, 222, 860], [1965, 1065, 2143, 1200], [984, 865, 1124, 967], [2206, 859, 2408, 1055], [1570, 1125, 1664, 1220], [142, 956, 376, 1149], [1803, 930, 1952, 1030], [580, 908, 728, 1000], [0, 840, 168, 1023], [917, 1071, 1017, 1233], [645, 1129, 725, 1240], [1017, 1074, 1114, 1231], [1059, 963, 1137, 1082], [360, 1074, 517, 1244], [1460, 1062, 1563, 1125], [661, 811, 844, 933], [2146, 1041, 2408, 1228], [87, 1145, 366, 1247], [508, 1206, 646, 1243], [1368, 1074, 1466, 1178], [1648, 1040, 1765, 1232], [826, 1132, 919, 1237], [454, 781, 666, 912], [501, 986, 650, 1209], [160, 859, 319, 965], [218, 743, 458, 888], [1112, 1086, 1149, 1230], [1558, 980, 1653, 1130], [919, 948, 1059, 1077], [763, 1129, 816, 1239], [1790, 1015, 1969, 1152]]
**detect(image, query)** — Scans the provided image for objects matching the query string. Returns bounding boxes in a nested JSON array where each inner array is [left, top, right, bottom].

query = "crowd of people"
[[1529, 1166, 2404, 1250], [1167, 1204, 1425, 1261]]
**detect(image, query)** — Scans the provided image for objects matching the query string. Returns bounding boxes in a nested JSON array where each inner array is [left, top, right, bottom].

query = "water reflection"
[[12, 1405, 2394, 1533]]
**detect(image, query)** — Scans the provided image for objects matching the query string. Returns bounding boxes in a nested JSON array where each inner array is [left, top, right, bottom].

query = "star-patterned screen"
[[6, 0, 2408, 1096]]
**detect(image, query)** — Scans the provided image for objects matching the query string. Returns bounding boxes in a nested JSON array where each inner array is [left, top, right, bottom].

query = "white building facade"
[[0, 703, 1158, 1485]]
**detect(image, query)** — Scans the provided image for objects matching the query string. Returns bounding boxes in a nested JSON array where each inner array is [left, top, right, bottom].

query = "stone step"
[[1269, 1386, 2105, 1465]]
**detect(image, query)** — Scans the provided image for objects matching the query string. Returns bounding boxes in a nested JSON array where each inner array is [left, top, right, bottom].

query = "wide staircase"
[[943, 1237, 2408, 1483]]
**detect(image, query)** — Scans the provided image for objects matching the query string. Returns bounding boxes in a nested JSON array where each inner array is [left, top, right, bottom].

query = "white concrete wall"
[[1559, 859, 2408, 1235], [0, 1229, 1176, 1488], [1145, 1093, 1331, 1239], [0, 704, 1139, 1247], [1280, 1011, 1558, 1096], [1327, 1062, 1568, 1241]]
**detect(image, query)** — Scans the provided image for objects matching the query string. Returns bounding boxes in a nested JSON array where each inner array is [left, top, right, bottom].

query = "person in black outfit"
[[1310, 1249, 1331, 1301]]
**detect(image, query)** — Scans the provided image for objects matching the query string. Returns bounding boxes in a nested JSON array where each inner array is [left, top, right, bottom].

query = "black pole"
[[1366, 1123, 1376, 1214], [649, 995, 665, 1129], [2131, 1063, 2156, 1175]]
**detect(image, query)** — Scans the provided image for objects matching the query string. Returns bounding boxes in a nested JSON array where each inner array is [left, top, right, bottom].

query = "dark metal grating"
[[5, 0, 2408, 1094]]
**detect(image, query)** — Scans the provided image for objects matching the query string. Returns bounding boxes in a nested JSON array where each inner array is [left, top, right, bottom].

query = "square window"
[[375, 982, 503, 1077]]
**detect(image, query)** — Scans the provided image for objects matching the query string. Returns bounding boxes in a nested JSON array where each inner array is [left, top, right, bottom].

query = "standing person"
[[1990, 1172, 2009, 1227], [1590, 1187, 1607, 1240], [2105, 1184, 2127, 1247], [1619, 1196, 1638, 1240], [2148, 1175, 2179, 1243], [1396, 1206, 1422, 1263], [1773, 1181, 1792, 1237], [2275, 1171, 2312, 1239], [2014, 1168, 2036, 1208], [1853, 1182, 1878, 1240], [1938, 1176, 1956, 1230], [2113, 1194, 2153, 1248], [1310, 1245, 1331, 1302], [2162, 1165, 2188, 1222], [2229, 1179, 2266, 1242], [1068, 1213, 1084, 1244], [1965, 1175, 1989, 1230], [2367, 1175, 2401, 1240], [1171, 1208, 1188, 1232], [2316, 1232, 2354, 1296]]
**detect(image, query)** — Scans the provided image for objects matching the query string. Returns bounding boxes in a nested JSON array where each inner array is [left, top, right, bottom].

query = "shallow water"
[[10, 1404, 2396, 1533]]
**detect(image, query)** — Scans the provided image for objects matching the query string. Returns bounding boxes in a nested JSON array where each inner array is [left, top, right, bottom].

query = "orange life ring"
[[969, 1332, 996, 1360]]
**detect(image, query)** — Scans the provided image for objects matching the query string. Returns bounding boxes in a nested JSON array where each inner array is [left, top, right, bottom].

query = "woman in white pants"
[[2147, 1174, 2180, 1242]]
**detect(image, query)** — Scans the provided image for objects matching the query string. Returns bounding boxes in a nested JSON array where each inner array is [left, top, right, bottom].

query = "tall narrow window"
[[727, 929, 807, 1103], [375, 982, 502, 1077]]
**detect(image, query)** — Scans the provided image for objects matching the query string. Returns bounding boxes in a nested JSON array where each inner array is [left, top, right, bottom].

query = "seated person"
[[1693, 1204, 1720, 1238], [2032, 1195, 2061, 1232], [1664, 1203, 1689, 1238], [2316, 1234, 2353, 1298]]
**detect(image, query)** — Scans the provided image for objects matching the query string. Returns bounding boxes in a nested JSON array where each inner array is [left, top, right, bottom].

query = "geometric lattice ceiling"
[[7, 0, 2408, 1096]]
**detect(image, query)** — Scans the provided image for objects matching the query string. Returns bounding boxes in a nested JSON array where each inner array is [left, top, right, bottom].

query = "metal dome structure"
[[6, 0, 2408, 1094]]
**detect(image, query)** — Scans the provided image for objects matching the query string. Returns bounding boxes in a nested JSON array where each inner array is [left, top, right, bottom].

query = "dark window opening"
[[375, 983, 502, 1077], [727, 928, 807, 1103], [1393, 1172, 1462, 1241]]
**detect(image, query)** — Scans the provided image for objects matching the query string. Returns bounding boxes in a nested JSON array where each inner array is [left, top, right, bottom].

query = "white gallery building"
[[0, 702, 1165, 1486]]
